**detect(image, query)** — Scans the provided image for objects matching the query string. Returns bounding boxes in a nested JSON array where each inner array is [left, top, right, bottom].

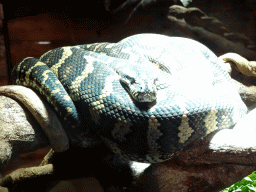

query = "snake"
[[11, 33, 248, 163]]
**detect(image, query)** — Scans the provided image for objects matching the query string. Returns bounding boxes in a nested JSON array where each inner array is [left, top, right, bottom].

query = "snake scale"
[[11, 33, 247, 163]]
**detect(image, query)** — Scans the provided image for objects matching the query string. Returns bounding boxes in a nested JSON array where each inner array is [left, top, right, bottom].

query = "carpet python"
[[11, 33, 248, 163]]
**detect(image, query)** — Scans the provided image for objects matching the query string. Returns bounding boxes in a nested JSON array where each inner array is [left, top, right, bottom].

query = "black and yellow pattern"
[[11, 33, 248, 163]]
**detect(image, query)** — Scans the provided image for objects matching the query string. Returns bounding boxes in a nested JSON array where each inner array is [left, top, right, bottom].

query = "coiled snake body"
[[11, 34, 247, 163]]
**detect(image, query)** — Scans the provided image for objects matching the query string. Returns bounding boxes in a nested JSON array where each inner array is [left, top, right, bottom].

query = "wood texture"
[[0, 4, 8, 86]]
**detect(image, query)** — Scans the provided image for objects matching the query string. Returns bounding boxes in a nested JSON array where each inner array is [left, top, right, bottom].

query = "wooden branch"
[[0, 86, 69, 152], [0, 85, 72, 174], [218, 53, 256, 111], [0, 94, 49, 171], [0, 85, 103, 171]]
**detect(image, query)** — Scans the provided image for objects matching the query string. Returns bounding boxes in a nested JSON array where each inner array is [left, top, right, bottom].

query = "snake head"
[[120, 74, 158, 102]]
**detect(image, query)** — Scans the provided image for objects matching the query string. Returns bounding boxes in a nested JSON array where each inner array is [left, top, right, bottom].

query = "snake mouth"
[[137, 92, 156, 102]]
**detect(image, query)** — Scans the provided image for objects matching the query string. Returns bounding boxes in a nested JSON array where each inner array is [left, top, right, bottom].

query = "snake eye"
[[123, 75, 136, 84], [153, 78, 159, 85]]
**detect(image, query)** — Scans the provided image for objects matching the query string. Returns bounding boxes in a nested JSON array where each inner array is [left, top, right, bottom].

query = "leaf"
[[247, 185, 256, 191], [244, 177, 253, 182]]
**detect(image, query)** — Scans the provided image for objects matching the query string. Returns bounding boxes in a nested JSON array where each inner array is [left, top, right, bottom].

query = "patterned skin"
[[11, 33, 248, 163]]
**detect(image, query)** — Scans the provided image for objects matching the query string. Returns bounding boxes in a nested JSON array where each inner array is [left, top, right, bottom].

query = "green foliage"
[[221, 172, 256, 192]]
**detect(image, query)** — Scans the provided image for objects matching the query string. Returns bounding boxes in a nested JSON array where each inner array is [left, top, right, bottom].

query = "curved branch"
[[0, 94, 49, 171], [0, 86, 69, 153]]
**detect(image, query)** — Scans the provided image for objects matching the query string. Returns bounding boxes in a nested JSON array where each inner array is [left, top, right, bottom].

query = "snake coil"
[[11, 33, 247, 163]]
